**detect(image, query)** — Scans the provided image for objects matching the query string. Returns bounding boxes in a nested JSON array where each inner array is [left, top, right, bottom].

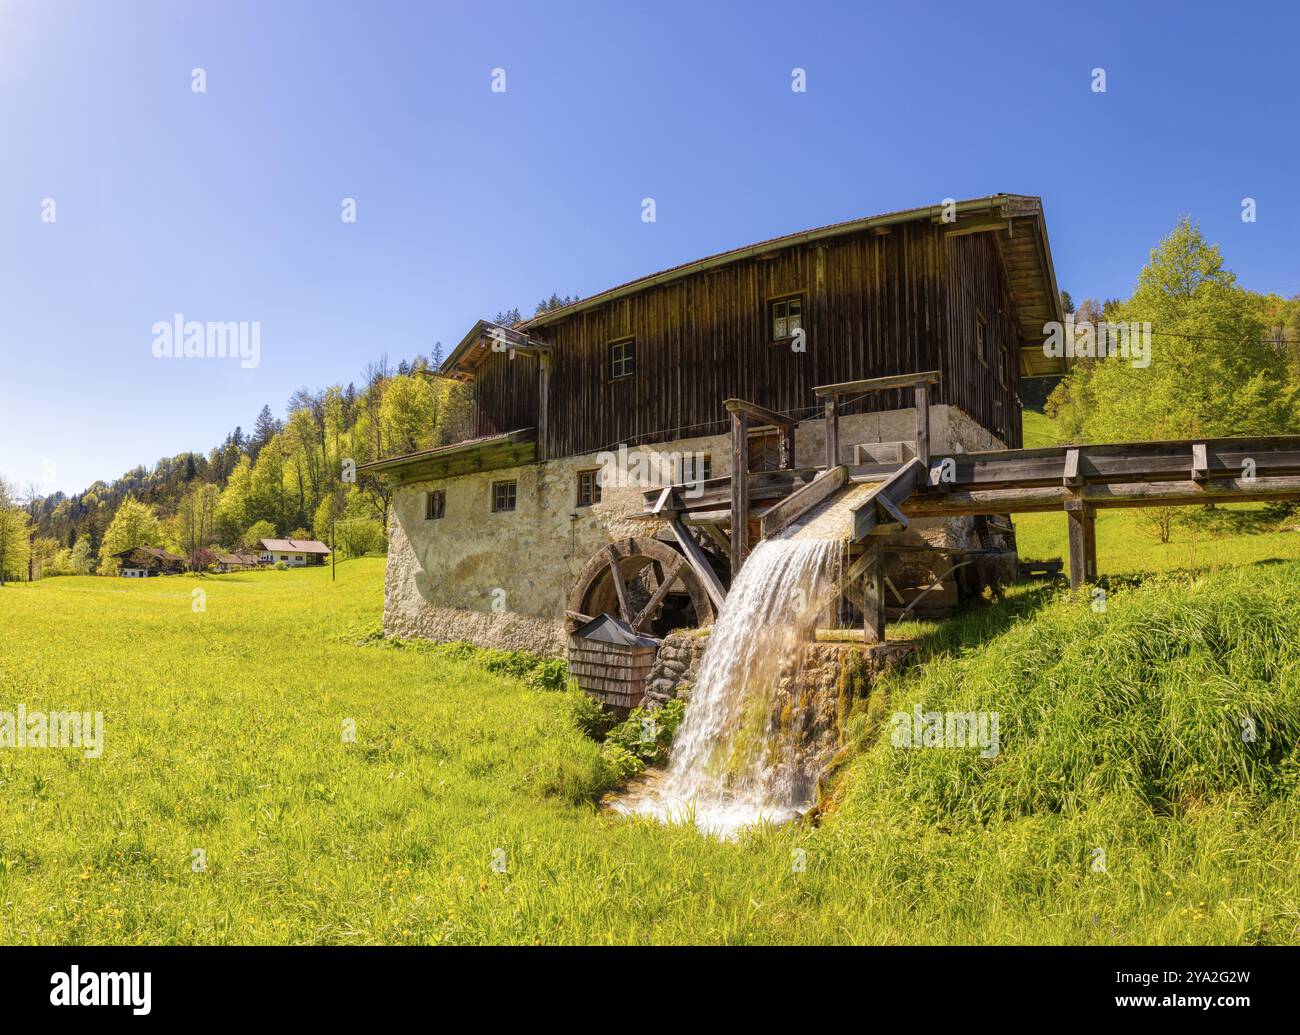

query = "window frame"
[[425, 490, 446, 520], [491, 480, 517, 513], [680, 454, 712, 486], [609, 337, 636, 381], [576, 469, 602, 508], [767, 292, 805, 344]]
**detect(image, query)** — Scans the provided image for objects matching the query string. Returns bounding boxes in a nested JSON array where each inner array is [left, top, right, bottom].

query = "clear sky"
[[3, 0, 1297, 496]]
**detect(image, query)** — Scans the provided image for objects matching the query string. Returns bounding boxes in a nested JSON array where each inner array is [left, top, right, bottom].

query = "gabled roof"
[[217, 553, 260, 565], [259, 539, 331, 554], [441, 193, 1067, 379], [572, 613, 660, 648], [111, 545, 184, 563]]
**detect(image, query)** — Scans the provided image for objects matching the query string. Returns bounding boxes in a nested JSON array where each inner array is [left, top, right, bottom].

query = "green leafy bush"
[[604, 699, 687, 768]]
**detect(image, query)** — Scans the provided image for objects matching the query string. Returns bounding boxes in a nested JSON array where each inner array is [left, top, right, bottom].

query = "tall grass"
[[1, 558, 1297, 944]]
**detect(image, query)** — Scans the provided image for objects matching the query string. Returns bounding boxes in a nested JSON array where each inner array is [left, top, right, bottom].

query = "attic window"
[[610, 338, 636, 380], [769, 295, 803, 342]]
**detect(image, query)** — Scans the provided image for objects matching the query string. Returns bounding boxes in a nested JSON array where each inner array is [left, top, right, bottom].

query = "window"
[[680, 454, 711, 485], [610, 337, 636, 380], [976, 312, 988, 368], [491, 480, 517, 513], [997, 339, 1010, 389], [425, 490, 445, 520], [769, 294, 803, 341], [576, 469, 601, 507]]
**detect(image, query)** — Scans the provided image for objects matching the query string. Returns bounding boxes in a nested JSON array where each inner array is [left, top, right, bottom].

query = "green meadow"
[[2, 415, 1299, 944]]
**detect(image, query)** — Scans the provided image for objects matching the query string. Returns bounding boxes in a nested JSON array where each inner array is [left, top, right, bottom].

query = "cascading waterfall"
[[626, 528, 850, 837]]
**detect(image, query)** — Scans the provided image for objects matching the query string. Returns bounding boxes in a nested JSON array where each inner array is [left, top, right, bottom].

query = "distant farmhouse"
[[112, 546, 186, 578], [258, 539, 331, 567], [360, 194, 1066, 656], [215, 552, 261, 573]]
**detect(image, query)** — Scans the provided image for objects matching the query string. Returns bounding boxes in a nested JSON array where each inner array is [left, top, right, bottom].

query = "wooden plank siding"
[[473, 220, 1022, 457]]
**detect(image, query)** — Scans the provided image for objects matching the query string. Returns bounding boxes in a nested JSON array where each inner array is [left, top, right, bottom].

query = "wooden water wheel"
[[568, 537, 716, 635]]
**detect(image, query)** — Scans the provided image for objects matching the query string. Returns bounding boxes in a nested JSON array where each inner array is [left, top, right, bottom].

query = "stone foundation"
[[383, 404, 1011, 656]]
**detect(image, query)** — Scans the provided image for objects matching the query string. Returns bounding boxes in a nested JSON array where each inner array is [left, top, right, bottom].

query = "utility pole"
[[331, 519, 336, 582]]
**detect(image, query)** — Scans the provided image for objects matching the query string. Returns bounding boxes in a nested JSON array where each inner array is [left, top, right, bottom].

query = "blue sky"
[[2, 0, 1298, 495]]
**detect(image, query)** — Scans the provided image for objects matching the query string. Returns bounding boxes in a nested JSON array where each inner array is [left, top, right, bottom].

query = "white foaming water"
[[623, 529, 846, 838]]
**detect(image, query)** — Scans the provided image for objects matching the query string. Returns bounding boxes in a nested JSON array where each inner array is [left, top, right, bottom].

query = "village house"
[[258, 539, 331, 567], [360, 194, 1065, 657], [112, 546, 186, 578], [215, 552, 262, 573]]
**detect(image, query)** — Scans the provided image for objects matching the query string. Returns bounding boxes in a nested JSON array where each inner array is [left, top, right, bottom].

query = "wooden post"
[[730, 409, 749, 576], [861, 542, 885, 644], [914, 382, 930, 466], [779, 424, 795, 470], [824, 395, 839, 469], [1065, 500, 1087, 591], [1082, 504, 1098, 581], [537, 351, 550, 463]]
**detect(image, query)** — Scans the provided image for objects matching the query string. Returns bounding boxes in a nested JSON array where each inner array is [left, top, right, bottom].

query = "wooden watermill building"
[[361, 194, 1067, 660]]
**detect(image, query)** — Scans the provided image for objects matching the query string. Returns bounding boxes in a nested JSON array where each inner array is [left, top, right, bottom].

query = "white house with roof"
[[258, 538, 331, 567]]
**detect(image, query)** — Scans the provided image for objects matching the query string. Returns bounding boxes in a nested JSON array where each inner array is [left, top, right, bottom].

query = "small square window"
[[491, 480, 517, 513], [610, 338, 636, 380], [577, 469, 602, 507], [681, 454, 711, 486], [426, 490, 445, 520], [770, 295, 803, 341]]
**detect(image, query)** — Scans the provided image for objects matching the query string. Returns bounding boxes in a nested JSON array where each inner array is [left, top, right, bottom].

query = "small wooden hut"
[[568, 614, 660, 709]]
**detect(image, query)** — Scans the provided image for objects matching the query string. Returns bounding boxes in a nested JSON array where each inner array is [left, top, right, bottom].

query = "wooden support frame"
[[813, 370, 940, 473], [632, 555, 684, 631], [860, 542, 886, 644], [1064, 499, 1097, 591], [668, 519, 728, 611], [730, 409, 750, 575]]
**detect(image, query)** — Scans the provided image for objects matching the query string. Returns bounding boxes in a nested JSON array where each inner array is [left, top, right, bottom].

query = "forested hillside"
[[3, 353, 471, 578]]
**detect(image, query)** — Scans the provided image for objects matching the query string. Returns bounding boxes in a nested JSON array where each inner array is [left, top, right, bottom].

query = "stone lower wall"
[[383, 404, 1009, 655]]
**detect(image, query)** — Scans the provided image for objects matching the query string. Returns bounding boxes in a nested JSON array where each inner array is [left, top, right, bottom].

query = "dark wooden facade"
[[457, 196, 1061, 460]]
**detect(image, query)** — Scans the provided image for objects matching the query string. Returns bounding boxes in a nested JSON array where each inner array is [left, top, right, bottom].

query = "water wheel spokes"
[[569, 537, 715, 634]]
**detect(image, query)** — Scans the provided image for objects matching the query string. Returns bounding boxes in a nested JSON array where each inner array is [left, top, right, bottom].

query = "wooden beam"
[[871, 492, 908, 534], [697, 523, 731, 554], [851, 458, 923, 541], [813, 370, 941, 397], [759, 465, 847, 539], [723, 397, 796, 429], [906, 475, 1300, 516], [632, 556, 684, 631], [730, 409, 750, 575], [861, 542, 885, 644], [914, 381, 930, 466], [605, 545, 632, 622], [668, 519, 727, 611], [1192, 443, 1208, 483], [824, 396, 839, 469], [1063, 448, 1082, 487]]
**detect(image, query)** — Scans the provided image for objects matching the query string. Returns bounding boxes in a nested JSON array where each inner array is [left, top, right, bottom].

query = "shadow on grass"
[[889, 580, 1060, 661]]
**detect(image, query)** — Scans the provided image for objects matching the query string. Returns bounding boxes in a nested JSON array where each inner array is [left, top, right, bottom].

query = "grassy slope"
[[1, 437, 1298, 942]]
